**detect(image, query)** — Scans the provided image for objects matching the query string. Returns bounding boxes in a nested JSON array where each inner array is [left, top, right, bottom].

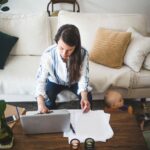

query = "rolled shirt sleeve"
[[35, 52, 50, 99]]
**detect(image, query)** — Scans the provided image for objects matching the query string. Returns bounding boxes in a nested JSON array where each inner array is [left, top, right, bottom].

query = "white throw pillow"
[[126, 26, 150, 71], [143, 54, 150, 70], [0, 11, 51, 55], [124, 27, 150, 72]]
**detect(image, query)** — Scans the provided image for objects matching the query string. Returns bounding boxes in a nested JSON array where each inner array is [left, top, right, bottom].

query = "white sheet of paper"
[[64, 110, 114, 143]]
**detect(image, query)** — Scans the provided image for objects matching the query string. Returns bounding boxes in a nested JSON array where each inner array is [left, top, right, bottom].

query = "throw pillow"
[[0, 32, 18, 69], [124, 27, 150, 72], [89, 28, 131, 68]]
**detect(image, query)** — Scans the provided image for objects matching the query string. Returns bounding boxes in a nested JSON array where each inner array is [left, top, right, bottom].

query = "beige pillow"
[[89, 28, 131, 68]]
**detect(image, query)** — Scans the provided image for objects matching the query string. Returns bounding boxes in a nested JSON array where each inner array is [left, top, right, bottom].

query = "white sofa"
[[0, 11, 150, 102]]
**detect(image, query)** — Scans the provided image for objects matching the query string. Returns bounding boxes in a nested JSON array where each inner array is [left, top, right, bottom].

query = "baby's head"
[[104, 90, 124, 109]]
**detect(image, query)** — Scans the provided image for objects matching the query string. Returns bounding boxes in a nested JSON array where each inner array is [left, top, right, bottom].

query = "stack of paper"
[[64, 110, 114, 143]]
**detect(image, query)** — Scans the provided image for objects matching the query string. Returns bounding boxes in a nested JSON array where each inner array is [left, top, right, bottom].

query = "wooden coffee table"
[[11, 112, 148, 150]]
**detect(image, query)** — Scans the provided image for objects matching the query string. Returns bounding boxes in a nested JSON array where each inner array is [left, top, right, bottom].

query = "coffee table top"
[[12, 111, 148, 150]]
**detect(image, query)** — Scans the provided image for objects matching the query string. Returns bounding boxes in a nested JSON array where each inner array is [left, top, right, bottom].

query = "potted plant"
[[0, 100, 14, 149]]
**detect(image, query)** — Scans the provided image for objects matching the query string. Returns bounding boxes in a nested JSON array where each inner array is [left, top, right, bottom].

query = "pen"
[[70, 123, 76, 134]]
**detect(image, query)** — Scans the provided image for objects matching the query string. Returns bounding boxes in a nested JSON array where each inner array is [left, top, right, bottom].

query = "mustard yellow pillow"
[[89, 28, 131, 68]]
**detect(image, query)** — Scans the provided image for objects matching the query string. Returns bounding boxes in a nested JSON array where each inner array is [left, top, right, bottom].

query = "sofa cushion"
[[143, 54, 150, 70], [0, 56, 40, 95], [0, 11, 51, 56], [0, 32, 18, 69], [58, 11, 147, 52], [124, 27, 150, 72], [89, 61, 131, 93], [89, 28, 131, 68], [130, 69, 150, 88]]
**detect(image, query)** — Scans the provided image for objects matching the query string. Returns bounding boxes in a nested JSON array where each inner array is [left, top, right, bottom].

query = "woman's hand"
[[80, 91, 91, 112], [37, 95, 50, 113], [80, 99, 90, 112]]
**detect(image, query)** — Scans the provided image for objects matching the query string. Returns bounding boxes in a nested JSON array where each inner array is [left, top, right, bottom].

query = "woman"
[[35, 24, 92, 113]]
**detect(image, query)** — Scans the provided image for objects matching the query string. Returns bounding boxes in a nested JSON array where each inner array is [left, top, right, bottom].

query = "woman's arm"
[[37, 95, 50, 113], [78, 50, 91, 112], [78, 50, 89, 94], [80, 91, 90, 112], [35, 52, 51, 113]]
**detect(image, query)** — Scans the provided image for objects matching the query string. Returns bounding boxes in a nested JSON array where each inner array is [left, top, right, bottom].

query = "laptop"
[[20, 109, 70, 134]]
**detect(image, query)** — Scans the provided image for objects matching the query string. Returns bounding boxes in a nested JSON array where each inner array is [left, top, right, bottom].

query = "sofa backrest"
[[49, 16, 58, 44], [0, 11, 51, 56], [0, 11, 147, 56], [55, 11, 147, 52]]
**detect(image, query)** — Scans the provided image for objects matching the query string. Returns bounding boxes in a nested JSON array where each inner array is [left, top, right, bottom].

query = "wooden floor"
[[11, 112, 148, 150]]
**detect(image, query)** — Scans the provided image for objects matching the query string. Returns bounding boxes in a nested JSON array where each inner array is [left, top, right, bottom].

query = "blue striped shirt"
[[35, 44, 91, 98]]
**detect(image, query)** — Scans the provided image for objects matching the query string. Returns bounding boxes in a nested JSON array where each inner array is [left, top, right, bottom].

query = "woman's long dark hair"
[[55, 24, 82, 83]]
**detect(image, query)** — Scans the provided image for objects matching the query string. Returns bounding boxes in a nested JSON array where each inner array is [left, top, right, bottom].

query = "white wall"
[[79, 0, 149, 14], [79, 0, 150, 32], [3, 0, 150, 32], [61, 0, 150, 33]]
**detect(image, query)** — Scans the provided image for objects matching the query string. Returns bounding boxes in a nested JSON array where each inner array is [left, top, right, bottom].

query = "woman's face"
[[58, 38, 75, 61]]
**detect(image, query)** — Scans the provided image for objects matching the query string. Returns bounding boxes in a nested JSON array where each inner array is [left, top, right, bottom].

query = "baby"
[[104, 90, 133, 114]]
